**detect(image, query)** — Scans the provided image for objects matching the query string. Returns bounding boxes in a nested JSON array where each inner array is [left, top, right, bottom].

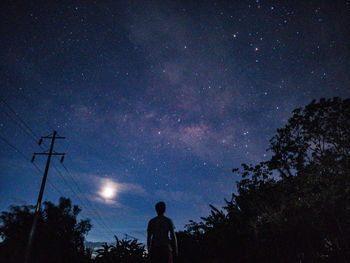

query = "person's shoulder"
[[149, 216, 158, 223], [163, 216, 172, 221], [147, 216, 158, 230], [164, 216, 175, 227]]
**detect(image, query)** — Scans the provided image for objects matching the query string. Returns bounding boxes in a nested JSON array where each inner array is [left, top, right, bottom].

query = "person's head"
[[155, 201, 166, 215]]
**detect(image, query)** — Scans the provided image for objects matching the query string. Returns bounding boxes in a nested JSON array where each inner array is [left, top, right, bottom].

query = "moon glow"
[[99, 179, 118, 200], [101, 186, 115, 199]]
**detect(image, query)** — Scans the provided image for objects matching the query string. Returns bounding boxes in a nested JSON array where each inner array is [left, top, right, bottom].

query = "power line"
[[0, 133, 30, 161], [34, 130, 116, 240], [0, 96, 52, 151], [52, 164, 116, 239], [0, 96, 40, 141], [0, 107, 39, 144], [0, 98, 141, 241], [2, 129, 141, 241], [59, 162, 133, 239], [0, 132, 92, 221], [0, 107, 115, 237], [0, 125, 117, 240], [0, 133, 65, 197], [59, 160, 139, 240]]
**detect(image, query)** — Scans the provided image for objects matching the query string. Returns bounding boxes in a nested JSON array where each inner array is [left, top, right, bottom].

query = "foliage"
[[93, 235, 147, 263], [0, 197, 92, 263], [177, 97, 350, 263]]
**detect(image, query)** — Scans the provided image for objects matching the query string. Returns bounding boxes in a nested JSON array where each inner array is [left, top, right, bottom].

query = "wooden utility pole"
[[24, 131, 65, 263]]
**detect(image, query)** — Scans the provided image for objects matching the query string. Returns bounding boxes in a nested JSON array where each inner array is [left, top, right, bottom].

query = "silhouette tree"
[[94, 235, 147, 263], [95, 243, 115, 263], [0, 197, 92, 263], [177, 97, 350, 263]]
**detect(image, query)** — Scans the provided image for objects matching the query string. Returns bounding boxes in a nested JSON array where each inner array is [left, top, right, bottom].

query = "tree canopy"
[[177, 97, 350, 262], [0, 197, 92, 263]]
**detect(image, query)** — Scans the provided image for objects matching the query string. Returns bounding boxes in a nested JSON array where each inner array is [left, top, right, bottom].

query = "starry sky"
[[1, 0, 349, 243]]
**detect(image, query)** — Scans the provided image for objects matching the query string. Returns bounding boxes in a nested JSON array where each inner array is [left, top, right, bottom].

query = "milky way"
[[1, 0, 349, 242]]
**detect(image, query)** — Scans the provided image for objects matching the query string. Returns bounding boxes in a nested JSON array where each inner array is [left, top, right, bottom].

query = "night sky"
[[1, 0, 349, 243]]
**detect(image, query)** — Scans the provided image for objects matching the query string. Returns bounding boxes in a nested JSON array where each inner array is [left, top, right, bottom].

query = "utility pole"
[[24, 131, 65, 263]]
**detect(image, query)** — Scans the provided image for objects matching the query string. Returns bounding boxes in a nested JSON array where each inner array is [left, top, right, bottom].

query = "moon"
[[99, 179, 118, 200], [101, 186, 115, 199]]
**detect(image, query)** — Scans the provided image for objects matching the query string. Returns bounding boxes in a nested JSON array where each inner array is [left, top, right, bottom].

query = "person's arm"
[[170, 223, 178, 256], [147, 230, 152, 252], [147, 221, 152, 252]]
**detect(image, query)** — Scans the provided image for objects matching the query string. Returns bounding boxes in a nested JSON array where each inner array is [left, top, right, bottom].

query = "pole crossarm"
[[34, 152, 65, 156], [41, 136, 65, 139]]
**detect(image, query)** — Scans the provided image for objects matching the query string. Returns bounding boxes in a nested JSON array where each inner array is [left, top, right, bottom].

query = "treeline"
[[0, 97, 349, 263], [176, 97, 350, 262]]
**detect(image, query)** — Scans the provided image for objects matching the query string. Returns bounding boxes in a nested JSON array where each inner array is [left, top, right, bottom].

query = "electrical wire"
[[0, 134, 65, 197], [0, 96, 40, 141], [0, 130, 114, 239], [60, 161, 139, 240], [0, 96, 140, 241], [0, 103, 114, 238], [52, 164, 116, 239], [0, 107, 39, 144]]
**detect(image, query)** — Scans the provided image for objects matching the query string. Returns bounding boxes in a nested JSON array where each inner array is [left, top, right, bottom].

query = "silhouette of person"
[[147, 201, 178, 263]]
